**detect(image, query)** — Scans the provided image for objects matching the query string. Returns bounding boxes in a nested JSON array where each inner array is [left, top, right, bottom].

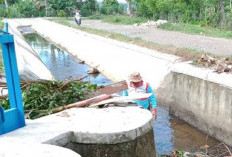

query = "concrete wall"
[[5, 19, 54, 80], [168, 62, 232, 146], [65, 130, 155, 157]]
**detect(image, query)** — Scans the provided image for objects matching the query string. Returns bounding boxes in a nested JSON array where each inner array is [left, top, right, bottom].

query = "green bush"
[[80, 0, 98, 17], [57, 10, 66, 17], [0, 18, 4, 29], [6, 6, 23, 18], [15, 1, 39, 17], [87, 14, 103, 20], [0, 4, 6, 17], [102, 15, 147, 25], [0, 80, 98, 119], [100, 0, 122, 15], [99, 6, 107, 15]]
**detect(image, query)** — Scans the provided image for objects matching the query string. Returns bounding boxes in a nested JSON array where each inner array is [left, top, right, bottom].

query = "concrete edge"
[[171, 62, 232, 88], [42, 117, 153, 145], [71, 119, 153, 144]]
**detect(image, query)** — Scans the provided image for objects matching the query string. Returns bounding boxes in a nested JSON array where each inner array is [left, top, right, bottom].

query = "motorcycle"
[[75, 14, 81, 26]]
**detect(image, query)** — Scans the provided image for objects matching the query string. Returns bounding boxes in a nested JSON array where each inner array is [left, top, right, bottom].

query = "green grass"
[[86, 14, 147, 25], [0, 17, 3, 30], [158, 22, 232, 39], [0, 17, 4, 72]]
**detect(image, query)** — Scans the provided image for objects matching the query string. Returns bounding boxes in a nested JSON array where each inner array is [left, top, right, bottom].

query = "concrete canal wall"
[[167, 62, 232, 146], [0, 107, 156, 157], [5, 19, 54, 80]]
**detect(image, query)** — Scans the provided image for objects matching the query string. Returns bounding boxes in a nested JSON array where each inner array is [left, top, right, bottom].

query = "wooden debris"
[[197, 54, 232, 74], [89, 93, 152, 107], [89, 80, 128, 97], [0, 75, 88, 90], [206, 142, 232, 157], [53, 94, 112, 113], [78, 60, 85, 64], [58, 75, 88, 90], [88, 67, 99, 74]]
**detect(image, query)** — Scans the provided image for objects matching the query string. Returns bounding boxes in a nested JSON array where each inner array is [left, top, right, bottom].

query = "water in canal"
[[23, 33, 219, 156]]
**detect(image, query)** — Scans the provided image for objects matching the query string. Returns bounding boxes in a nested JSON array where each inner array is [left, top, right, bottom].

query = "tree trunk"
[[4, 0, 8, 8], [218, 0, 226, 28], [126, 0, 132, 16], [45, 0, 48, 17], [230, 0, 232, 13]]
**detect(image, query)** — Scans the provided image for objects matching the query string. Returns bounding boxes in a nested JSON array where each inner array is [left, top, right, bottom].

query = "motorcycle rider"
[[75, 10, 81, 26]]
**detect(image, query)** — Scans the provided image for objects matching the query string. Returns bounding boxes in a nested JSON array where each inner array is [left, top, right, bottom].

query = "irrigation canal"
[[23, 33, 219, 155]]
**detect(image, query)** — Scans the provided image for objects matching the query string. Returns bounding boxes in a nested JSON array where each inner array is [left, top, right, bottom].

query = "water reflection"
[[24, 33, 111, 86], [154, 105, 219, 155], [154, 106, 174, 155]]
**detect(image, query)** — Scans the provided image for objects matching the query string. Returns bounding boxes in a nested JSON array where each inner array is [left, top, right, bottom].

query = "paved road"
[[80, 20, 232, 56]]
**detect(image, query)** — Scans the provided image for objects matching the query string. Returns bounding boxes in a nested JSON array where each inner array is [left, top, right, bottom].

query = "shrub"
[[0, 80, 98, 119], [6, 5, 23, 18], [57, 10, 66, 17], [0, 4, 6, 17]]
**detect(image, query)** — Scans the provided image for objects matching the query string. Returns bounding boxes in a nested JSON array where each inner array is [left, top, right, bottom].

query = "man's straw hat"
[[129, 72, 142, 82]]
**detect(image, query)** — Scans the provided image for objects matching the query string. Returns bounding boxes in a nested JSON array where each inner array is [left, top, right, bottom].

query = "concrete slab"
[[0, 107, 153, 145], [0, 143, 80, 157]]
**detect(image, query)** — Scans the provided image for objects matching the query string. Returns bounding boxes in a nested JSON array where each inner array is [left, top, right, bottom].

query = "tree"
[[125, 0, 132, 15], [101, 0, 120, 14], [81, 0, 98, 16], [134, 0, 152, 17], [102, 0, 119, 6], [48, 0, 76, 16], [4, 0, 8, 7], [218, 0, 226, 27]]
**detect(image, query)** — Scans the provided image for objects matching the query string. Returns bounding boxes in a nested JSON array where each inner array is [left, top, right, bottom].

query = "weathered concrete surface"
[[4, 19, 54, 80], [0, 107, 155, 156], [9, 18, 180, 89], [0, 143, 80, 157], [66, 130, 155, 157], [169, 62, 232, 146]]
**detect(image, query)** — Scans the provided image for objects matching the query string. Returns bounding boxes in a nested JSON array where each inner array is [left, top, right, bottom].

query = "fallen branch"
[[58, 75, 88, 90], [52, 94, 112, 113]]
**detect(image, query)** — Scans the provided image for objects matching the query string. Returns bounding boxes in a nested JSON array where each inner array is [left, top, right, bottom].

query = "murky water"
[[23, 33, 111, 86], [155, 105, 219, 155], [23, 33, 219, 156]]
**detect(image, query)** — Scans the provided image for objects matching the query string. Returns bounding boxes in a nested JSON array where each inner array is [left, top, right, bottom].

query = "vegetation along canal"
[[24, 33, 219, 155]]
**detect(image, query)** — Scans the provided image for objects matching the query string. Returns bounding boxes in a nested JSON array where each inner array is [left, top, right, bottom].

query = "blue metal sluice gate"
[[0, 23, 25, 135]]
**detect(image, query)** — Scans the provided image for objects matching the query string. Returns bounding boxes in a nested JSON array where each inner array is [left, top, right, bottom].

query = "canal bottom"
[[24, 33, 220, 156]]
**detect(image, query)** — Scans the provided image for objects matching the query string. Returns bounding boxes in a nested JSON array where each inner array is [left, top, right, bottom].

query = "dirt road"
[[80, 20, 232, 56]]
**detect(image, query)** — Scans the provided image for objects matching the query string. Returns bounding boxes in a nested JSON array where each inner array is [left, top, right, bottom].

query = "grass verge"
[[85, 14, 148, 25], [158, 22, 232, 39]]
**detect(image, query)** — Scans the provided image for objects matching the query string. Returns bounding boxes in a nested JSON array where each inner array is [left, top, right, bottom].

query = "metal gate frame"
[[0, 23, 25, 135]]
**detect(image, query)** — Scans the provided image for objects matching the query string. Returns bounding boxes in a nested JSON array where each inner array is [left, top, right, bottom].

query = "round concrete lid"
[[0, 143, 81, 157]]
